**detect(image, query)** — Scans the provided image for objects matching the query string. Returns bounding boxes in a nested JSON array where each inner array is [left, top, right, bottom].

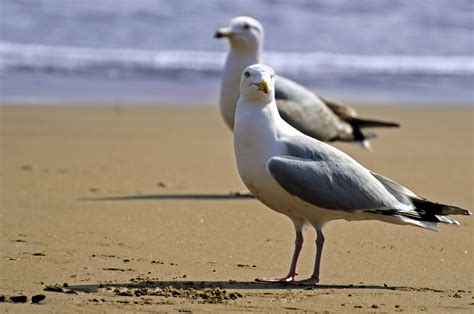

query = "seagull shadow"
[[81, 193, 255, 201], [66, 280, 431, 294]]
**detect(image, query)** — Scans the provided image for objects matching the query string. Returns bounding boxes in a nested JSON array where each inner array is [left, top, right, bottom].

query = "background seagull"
[[234, 64, 470, 285], [216, 16, 400, 150]]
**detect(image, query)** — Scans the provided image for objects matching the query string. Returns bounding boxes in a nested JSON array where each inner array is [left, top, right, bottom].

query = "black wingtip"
[[350, 118, 401, 128], [444, 205, 471, 216], [413, 198, 471, 217]]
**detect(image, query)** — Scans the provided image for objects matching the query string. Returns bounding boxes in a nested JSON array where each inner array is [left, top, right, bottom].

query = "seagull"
[[216, 16, 400, 150], [234, 64, 470, 285]]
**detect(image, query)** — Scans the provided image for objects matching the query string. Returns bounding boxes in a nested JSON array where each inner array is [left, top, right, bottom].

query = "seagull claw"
[[256, 274, 297, 283], [230, 190, 254, 197], [288, 276, 319, 286]]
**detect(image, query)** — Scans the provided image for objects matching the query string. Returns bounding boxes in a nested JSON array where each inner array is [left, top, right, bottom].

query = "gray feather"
[[274, 76, 351, 141], [370, 171, 417, 205], [274, 75, 399, 143], [276, 99, 342, 141], [266, 138, 407, 212]]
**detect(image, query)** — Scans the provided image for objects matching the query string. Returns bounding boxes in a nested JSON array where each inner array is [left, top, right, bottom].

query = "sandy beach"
[[0, 105, 472, 312]]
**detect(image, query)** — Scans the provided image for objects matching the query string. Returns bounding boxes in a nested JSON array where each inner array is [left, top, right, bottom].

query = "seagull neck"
[[229, 49, 261, 64], [234, 99, 283, 159], [260, 101, 281, 123], [219, 50, 262, 130], [237, 99, 281, 128], [228, 40, 262, 59]]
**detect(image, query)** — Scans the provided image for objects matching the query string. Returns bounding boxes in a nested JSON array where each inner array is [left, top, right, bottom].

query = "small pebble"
[[10, 295, 28, 303], [31, 294, 46, 304], [19, 165, 33, 171]]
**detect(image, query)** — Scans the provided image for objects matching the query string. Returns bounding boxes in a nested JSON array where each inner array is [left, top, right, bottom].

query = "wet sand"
[[0, 105, 472, 312]]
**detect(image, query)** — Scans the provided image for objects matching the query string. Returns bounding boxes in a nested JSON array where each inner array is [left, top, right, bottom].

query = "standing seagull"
[[234, 64, 470, 285], [216, 16, 400, 150]]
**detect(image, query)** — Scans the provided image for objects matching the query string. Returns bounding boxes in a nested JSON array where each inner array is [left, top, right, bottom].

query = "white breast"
[[234, 104, 280, 191], [234, 102, 301, 216]]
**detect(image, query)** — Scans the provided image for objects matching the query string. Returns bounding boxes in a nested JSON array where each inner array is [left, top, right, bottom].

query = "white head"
[[239, 64, 275, 103], [215, 16, 264, 53]]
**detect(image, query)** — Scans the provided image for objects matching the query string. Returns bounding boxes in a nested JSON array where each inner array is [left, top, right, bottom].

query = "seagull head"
[[214, 16, 264, 52], [239, 64, 275, 102]]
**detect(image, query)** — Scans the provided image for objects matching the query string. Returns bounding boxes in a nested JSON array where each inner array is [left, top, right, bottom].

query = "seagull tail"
[[352, 128, 376, 151], [412, 198, 471, 217], [395, 215, 439, 231], [399, 199, 471, 229], [357, 139, 373, 151], [347, 117, 399, 150], [321, 96, 400, 129], [347, 116, 401, 129]]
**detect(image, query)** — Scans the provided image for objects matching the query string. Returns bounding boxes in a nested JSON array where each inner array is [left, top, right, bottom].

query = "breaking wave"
[[1, 41, 473, 78]]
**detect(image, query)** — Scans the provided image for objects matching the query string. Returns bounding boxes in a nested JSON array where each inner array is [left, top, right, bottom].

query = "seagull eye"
[[270, 74, 275, 78], [243, 23, 250, 30], [244, 71, 250, 78]]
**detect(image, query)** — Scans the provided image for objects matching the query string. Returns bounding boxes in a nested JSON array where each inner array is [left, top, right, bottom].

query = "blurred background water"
[[1, 0, 473, 105]]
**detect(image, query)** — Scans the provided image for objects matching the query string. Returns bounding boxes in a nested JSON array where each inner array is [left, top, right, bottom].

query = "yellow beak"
[[254, 80, 269, 94]]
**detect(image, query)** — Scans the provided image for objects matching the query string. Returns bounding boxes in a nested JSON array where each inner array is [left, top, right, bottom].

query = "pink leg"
[[291, 229, 324, 286], [257, 230, 303, 282]]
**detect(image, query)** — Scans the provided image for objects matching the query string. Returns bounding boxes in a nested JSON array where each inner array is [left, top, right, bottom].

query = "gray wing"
[[274, 75, 352, 141], [318, 96, 357, 120], [274, 76, 399, 141], [266, 138, 413, 212], [274, 75, 321, 104]]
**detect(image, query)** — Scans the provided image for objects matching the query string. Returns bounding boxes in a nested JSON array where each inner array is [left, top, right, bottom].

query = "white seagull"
[[216, 16, 400, 150], [234, 64, 470, 285]]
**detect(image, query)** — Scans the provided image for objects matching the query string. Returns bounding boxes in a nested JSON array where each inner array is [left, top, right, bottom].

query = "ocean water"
[[1, 0, 473, 105]]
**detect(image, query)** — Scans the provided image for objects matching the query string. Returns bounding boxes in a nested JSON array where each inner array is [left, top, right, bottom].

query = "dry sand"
[[0, 105, 472, 312]]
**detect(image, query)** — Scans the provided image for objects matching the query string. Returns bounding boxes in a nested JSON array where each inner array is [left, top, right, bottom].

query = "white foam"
[[1, 41, 473, 77]]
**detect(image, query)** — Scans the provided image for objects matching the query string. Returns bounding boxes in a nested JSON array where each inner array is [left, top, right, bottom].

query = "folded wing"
[[274, 75, 399, 143], [266, 154, 409, 212], [266, 139, 470, 227]]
